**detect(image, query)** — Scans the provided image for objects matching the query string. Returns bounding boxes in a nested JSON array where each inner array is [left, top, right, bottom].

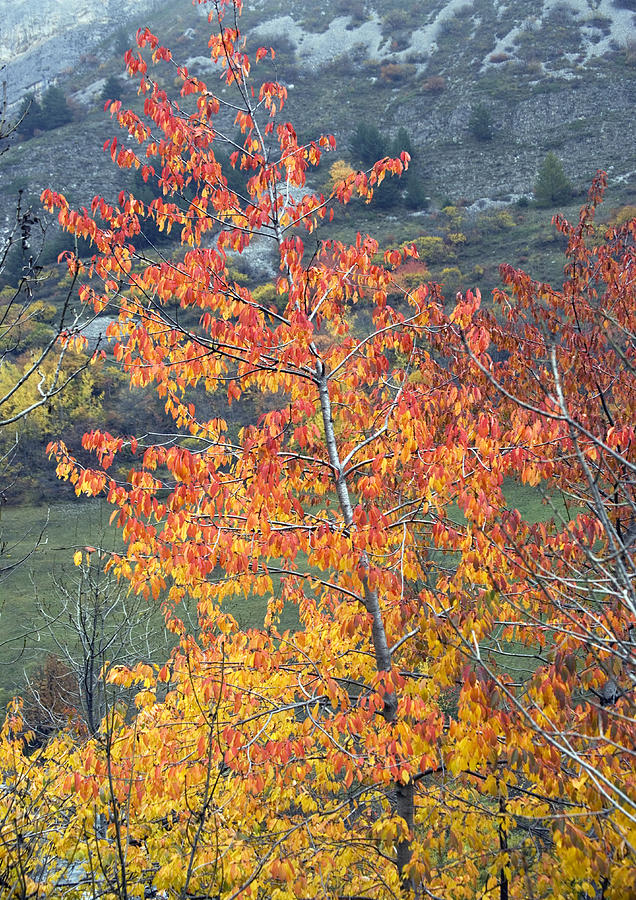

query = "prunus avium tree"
[[1, 1, 633, 898]]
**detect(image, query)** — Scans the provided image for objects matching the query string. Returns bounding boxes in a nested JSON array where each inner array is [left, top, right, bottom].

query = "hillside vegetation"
[[0, 1, 633, 897], [0, 0, 633, 894]]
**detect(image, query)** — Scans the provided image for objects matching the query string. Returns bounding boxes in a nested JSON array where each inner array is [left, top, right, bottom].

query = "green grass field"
[[0, 499, 122, 707], [0, 480, 556, 708], [0, 498, 303, 707]]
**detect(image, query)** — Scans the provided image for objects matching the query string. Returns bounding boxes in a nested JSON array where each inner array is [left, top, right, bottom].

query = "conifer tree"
[[41, 85, 73, 130], [17, 93, 43, 138], [468, 102, 494, 141], [534, 151, 572, 206]]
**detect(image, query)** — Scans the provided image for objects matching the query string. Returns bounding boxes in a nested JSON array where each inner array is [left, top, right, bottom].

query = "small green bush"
[[41, 86, 73, 130], [113, 26, 131, 56], [101, 75, 123, 104], [404, 179, 428, 211], [391, 127, 417, 162], [469, 103, 494, 141], [534, 152, 572, 207], [17, 94, 43, 138], [350, 122, 389, 166], [382, 9, 411, 30]]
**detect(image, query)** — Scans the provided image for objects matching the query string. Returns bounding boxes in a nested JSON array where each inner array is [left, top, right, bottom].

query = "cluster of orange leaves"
[[1, 1, 634, 898]]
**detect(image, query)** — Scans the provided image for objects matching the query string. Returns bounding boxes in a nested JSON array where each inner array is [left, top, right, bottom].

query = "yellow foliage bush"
[[252, 283, 277, 305], [609, 205, 636, 227], [477, 209, 516, 232], [328, 160, 355, 189], [439, 266, 464, 293], [413, 236, 448, 264], [441, 205, 464, 228], [0, 353, 105, 498]]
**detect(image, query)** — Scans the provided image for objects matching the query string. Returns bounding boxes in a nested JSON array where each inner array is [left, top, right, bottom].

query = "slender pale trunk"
[[316, 361, 414, 893], [316, 363, 395, 680]]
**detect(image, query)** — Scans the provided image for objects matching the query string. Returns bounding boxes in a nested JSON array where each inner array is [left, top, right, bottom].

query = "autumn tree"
[[455, 180, 636, 894], [20, 653, 81, 746], [0, 701, 78, 898], [1, 1, 632, 898]]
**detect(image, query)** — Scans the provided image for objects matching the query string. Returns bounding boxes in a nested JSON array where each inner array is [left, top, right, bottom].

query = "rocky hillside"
[[0, 0, 163, 106], [0, 0, 634, 231]]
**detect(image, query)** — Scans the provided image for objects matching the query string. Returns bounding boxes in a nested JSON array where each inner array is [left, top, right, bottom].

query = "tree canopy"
[[1, 2, 634, 898]]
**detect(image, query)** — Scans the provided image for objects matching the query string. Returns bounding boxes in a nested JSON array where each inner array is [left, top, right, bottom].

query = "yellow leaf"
[[73, 550, 83, 567]]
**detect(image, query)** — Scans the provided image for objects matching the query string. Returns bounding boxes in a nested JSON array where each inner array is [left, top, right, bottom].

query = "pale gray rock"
[[0, 0, 162, 107]]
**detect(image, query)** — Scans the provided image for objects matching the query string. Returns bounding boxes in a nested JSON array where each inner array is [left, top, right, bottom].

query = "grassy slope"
[[0, 497, 301, 705], [0, 478, 552, 707], [0, 500, 119, 706]]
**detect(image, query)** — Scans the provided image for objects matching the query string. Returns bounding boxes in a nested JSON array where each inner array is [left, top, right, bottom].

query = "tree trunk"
[[499, 794, 509, 900], [317, 362, 414, 893]]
